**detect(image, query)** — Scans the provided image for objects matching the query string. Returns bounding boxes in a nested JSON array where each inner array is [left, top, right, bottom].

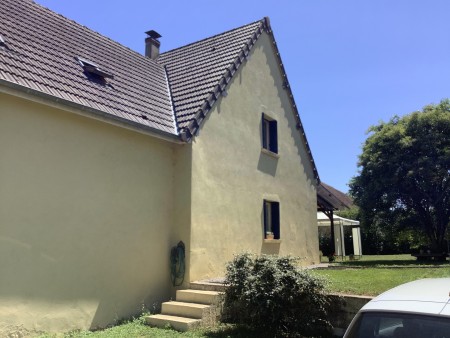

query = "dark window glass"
[[262, 114, 278, 153], [345, 312, 450, 338], [263, 200, 280, 239]]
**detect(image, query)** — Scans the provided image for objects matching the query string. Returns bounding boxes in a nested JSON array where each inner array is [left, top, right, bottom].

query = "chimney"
[[145, 30, 162, 59]]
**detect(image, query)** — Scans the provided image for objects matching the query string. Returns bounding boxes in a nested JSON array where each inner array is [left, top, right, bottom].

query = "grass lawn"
[[38, 254, 449, 337], [313, 254, 450, 296], [37, 320, 263, 338]]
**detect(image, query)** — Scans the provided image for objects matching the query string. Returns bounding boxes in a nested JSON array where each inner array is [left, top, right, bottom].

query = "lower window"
[[263, 200, 280, 239]]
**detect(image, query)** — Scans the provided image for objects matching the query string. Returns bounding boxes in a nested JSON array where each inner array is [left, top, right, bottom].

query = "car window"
[[345, 312, 450, 338]]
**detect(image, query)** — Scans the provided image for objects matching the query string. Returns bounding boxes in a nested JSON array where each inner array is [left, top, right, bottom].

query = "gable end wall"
[[189, 32, 319, 281]]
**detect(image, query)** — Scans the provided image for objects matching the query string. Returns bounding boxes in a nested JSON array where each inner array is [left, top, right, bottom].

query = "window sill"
[[261, 148, 280, 158], [263, 239, 282, 244]]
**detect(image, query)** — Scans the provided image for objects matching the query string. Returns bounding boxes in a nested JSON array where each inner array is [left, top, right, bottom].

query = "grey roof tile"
[[0, 0, 177, 136], [158, 20, 265, 139], [0, 1, 319, 181], [159, 17, 319, 181]]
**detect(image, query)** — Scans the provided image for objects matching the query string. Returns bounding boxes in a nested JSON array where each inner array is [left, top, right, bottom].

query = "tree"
[[350, 100, 450, 253]]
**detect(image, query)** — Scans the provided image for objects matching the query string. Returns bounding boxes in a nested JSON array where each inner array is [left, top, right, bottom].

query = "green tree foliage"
[[336, 206, 427, 254], [223, 253, 332, 337], [350, 100, 450, 253]]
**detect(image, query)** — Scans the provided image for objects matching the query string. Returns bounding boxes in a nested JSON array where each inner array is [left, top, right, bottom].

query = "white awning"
[[317, 211, 362, 256], [317, 212, 360, 226]]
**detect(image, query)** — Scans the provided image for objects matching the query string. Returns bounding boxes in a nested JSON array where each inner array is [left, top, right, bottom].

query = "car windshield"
[[345, 311, 450, 338]]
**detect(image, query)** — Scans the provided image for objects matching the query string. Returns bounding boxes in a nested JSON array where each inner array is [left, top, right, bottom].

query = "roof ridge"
[[30, 0, 155, 66], [167, 16, 320, 182], [159, 18, 265, 57], [173, 18, 268, 140]]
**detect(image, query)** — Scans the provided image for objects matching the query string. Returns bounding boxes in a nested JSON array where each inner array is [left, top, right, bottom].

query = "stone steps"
[[145, 288, 224, 331], [146, 314, 201, 331], [176, 289, 222, 304], [162, 301, 211, 319]]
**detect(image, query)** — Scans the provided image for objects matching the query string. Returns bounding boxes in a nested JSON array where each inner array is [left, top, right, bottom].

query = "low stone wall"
[[191, 281, 373, 337], [328, 294, 373, 337]]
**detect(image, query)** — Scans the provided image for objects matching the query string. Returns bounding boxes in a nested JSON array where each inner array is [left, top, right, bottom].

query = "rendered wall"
[[189, 32, 319, 281], [0, 92, 176, 335], [172, 144, 192, 289]]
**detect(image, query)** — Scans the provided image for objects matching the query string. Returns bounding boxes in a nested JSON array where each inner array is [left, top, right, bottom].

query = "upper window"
[[263, 200, 280, 239], [262, 113, 278, 154]]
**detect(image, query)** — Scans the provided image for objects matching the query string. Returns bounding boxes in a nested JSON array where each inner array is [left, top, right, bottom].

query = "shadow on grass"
[[336, 259, 449, 268], [203, 325, 278, 338]]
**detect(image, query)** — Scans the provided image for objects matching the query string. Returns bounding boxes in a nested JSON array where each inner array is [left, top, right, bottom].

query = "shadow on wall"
[[257, 151, 278, 176], [260, 207, 280, 255], [260, 35, 316, 188], [0, 223, 171, 331], [0, 94, 177, 333], [261, 242, 281, 255]]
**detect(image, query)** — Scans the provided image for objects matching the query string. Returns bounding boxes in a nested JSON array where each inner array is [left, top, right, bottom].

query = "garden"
[[38, 254, 450, 338]]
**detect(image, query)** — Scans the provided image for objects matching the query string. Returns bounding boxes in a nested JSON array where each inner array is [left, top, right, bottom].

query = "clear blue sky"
[[36, 0, 450, 193]]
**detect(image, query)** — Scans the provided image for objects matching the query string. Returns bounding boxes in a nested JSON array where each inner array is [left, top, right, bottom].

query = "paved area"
[[304, 263, 330, 269]]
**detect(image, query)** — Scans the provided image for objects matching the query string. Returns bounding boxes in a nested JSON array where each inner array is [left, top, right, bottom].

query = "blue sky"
[[36, 0, 450, 193]]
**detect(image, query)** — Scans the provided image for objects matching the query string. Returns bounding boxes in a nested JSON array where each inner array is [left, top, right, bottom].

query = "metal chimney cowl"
[[145, 30, 162, 59]]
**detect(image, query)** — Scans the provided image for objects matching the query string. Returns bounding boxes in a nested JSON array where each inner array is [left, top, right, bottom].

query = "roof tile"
[[0, 0, 177, 135], [0, 2, 319, 181], [158, 20, 265, 137]]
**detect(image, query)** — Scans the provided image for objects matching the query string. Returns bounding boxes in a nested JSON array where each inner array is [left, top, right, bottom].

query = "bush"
[[223, 253, 332, 337]]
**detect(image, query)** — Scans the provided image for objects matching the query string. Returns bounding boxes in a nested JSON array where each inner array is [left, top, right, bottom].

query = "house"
[[0, 0, 320, 334]]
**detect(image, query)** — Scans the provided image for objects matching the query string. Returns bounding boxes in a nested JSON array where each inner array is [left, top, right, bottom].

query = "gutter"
[[0, 79, 184, 144]]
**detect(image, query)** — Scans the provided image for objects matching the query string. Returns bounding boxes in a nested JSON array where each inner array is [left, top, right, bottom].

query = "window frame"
[[261, 113, 278, 154], [263, 200, 280, 240]]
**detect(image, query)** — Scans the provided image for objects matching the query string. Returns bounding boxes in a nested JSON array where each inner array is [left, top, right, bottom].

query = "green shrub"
[[223, 253, 332, 337]]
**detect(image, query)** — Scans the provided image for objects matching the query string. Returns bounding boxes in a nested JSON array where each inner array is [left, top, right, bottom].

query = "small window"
[[262, 113, 278, 154], [263, 200, 280, 239], [76, 57, 114, 79]]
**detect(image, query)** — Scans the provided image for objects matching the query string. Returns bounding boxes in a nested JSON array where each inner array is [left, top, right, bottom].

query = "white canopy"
[[317, 212, 362, 257], [317, 212, 360, 226]]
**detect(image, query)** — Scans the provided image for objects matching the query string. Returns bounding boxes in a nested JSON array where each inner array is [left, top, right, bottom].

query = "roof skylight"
[[76, 57, 114, 79]]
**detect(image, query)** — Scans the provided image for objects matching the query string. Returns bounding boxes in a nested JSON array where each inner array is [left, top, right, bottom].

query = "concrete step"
[[146, 287, 225, 332], [145, 314, 201, 332], [190, 281, 228, 292], [176, 289, 222, 305], [162, 301, 211, 319]]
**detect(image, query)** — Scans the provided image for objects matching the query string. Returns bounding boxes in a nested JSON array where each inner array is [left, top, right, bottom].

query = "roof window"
[[76, 57, 114, 79], [0, 35, 6, 47]]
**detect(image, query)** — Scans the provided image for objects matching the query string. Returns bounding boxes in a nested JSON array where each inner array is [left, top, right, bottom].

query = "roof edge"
[[160, 18, 265, 57], [317, 182, 353, 211], [179, 18, 267, 141], [0, 79, 184, 144], [263, 18, 320, 184], [179, 17, 320, 183]]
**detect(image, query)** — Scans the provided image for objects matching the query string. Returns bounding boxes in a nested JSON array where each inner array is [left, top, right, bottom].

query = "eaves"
[[0, 79, 184, 144]]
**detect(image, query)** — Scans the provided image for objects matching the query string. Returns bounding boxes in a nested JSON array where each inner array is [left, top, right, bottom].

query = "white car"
[[343, 278, 450, 338]]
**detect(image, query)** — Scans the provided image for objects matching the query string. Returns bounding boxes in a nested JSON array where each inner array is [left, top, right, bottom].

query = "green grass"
[[313, 254, 450, 296], [37, 319, 264, 338], [38, 255, 450, 337], [319, 254, 417, 264]]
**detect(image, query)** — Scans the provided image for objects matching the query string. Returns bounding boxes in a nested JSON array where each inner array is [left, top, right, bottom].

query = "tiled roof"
[[0, 0, 177, 136], [158, 20, 265, 138], [317, 182, 353, 211], [159, 18, 319, 181], [0, 1, 319, 181]]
